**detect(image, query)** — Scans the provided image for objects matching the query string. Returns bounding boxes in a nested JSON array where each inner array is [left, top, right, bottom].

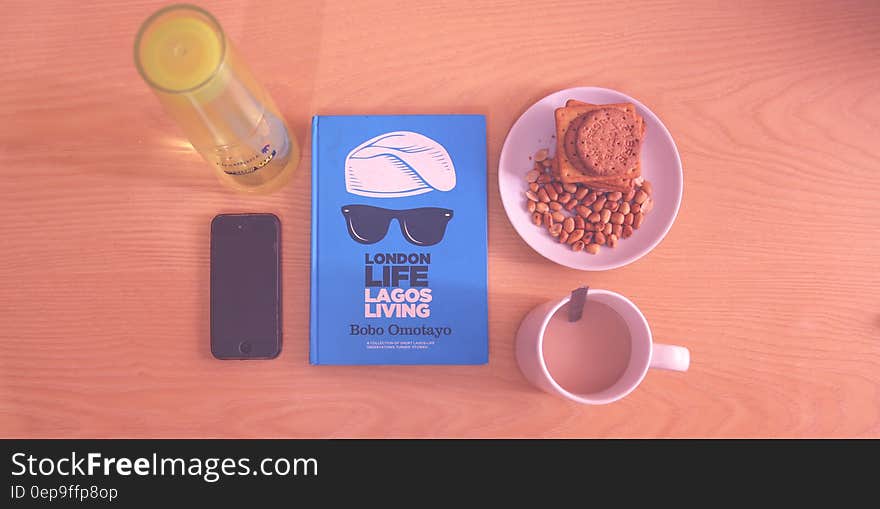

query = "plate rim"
[[498, 86, 683, 271]]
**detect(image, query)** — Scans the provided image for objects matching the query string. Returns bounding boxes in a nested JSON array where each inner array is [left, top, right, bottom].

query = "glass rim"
[[133, 3, 227, 94]]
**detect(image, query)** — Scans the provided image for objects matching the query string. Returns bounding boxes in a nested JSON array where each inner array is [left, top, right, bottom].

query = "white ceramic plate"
[[498, 87, 683, 270]]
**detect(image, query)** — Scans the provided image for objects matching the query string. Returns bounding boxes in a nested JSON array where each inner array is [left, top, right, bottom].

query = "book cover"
[[310, 115, 488, 365]]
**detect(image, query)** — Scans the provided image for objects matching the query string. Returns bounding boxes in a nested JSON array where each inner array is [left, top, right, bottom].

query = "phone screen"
[[210, 214, 281, 359]]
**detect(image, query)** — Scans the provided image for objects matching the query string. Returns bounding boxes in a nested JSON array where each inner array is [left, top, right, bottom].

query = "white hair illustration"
[[345, 131, 456, 198]]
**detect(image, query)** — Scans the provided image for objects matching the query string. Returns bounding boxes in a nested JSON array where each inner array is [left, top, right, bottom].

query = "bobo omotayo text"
[[363, 252, 433, 318]]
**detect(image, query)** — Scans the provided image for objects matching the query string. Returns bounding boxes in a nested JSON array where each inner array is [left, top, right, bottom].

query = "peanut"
[[583, 191, 598, 205], [549, 223, 562, 237], [575, 187, 590, 200], [587, 212, 601, 223], [591, 196, 607, 211], [529, 183, 539, 192], [551, 211, 565, 223], [563, 183, 578, 193], [543, 212, 553, 228], [641, 197, 654, 214], [603, 223, 613, 236], [606, 201, 620, 212], [546, 187, 559, 201], [631, 202, 640, 214], [585, 243, 601, 255], [564, 199, 579, 211], [633, 212, 644, 229], [558, 230, 569, 243], [594, 232, 606, 245], [634, 190, 648, 204], [568, 229, 584, 244], [563, 217, 575, 233], [624, 188, 636, 201], [527, 200, 536, 213], [574, 216, 585, 230], [532, 212, 542, 226], [622, 225, 634, 238], [624, 213, 633, 225], [611, 212, 625, 225], [640, 181, 653, 195], [612, 224, 622, 237], [571, 241, 585, 252], [607, 191, 622, 201], [537, 173, 552, 183], [576, 205, 592, 217], [534, 148, 548, 162], [607, 234, 618, 248], [552, 182, 563, 195], [619, 201, 631, 215], [600, 209, 612, 223], [526, 170, 540, 182], [537, 188, 550, 203], [549, 201, 562, 211], [583, 232, 594, 244], [535, 202, 549, 213], [557, 192, 571, 204], [525, 190, 538, 202]]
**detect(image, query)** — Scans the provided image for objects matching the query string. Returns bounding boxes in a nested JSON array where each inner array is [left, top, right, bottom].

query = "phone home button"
[[239, 341, 252, 354]]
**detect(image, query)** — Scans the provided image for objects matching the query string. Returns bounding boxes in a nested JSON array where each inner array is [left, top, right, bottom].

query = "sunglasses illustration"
[[341, 205, 454, 246]]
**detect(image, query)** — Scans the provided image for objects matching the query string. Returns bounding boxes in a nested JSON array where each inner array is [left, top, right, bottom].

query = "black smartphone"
[[210, 213, 281, 359]]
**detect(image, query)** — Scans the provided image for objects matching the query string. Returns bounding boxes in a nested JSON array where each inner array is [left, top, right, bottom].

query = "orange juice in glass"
[[134, 4, 299, 193]]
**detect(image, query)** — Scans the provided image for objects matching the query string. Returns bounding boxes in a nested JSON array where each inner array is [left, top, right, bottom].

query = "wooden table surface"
[[1, 0, 878, 438]]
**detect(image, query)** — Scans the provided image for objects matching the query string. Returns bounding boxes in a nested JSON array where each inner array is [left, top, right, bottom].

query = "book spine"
[[309, 116, 320, 365], [478, 115, 490, 364]]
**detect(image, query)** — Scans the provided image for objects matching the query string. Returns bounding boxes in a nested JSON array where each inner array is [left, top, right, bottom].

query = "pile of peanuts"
[[525, 149, 653, 254]]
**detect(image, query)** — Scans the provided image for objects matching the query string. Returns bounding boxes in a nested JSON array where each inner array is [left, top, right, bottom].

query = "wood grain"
[[1, 0, 878, 437]]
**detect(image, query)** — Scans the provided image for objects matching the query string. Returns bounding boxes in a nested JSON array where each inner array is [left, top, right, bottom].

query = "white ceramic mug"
[[515, 289, 690, 404]]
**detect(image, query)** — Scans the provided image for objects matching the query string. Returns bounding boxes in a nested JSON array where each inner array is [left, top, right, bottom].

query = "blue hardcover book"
[[310, 115, 488, 365]]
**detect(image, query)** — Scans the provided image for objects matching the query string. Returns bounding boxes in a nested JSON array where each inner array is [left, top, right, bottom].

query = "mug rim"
[[535, 289, 653, 405]]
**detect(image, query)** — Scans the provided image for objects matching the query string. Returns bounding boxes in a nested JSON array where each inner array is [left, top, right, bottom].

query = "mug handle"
[[650, 344, 690, 372]]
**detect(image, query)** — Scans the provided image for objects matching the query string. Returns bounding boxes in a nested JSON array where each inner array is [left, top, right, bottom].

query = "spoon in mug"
[[568, 286, 589, 322]]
